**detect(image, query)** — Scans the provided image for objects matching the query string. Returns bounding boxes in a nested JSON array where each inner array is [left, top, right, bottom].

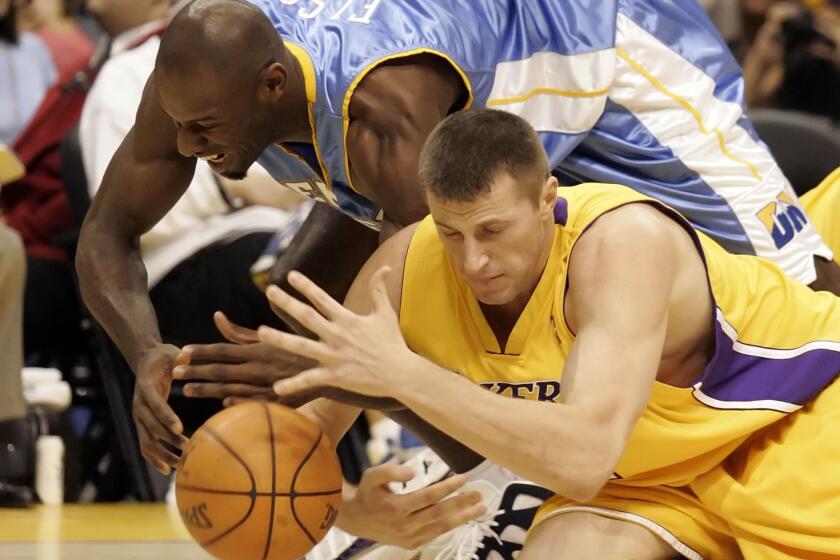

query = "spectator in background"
[[744, 1, 840, 120], [0, 0, 93, 367], [1, 0, 51, 145], [699, 0, 744, 56], [79, 0, 306, 428], [17, 0, 92, 74], [0, 224, 32, 507]]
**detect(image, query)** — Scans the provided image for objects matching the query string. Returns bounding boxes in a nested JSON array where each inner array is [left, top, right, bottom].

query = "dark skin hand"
[[77, 76, 196, 474], [176, 312, 406, 410], [175, 313, 485, 473]]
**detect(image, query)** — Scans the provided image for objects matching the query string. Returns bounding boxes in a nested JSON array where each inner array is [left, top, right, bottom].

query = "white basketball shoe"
[[307, 450, 550, 560]]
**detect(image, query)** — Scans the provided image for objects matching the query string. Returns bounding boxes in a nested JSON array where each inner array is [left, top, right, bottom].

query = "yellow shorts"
[[801, 166, 840, 264], [533, 378, 840, 559]]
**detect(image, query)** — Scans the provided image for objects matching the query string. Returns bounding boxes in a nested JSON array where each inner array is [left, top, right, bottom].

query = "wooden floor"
[[0, 504, 212, 559]]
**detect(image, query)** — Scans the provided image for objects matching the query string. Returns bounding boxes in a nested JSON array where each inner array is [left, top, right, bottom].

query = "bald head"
[[158, 0, 281, 85]]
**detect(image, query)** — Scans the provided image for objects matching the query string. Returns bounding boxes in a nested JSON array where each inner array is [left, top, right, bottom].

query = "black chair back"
[[749, 109, 840, 196]]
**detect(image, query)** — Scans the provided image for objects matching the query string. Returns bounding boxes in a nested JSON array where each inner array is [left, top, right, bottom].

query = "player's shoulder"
[[372, 222, 420, 270], [584, 202, 675, 243], [569, 202, 680, 279]]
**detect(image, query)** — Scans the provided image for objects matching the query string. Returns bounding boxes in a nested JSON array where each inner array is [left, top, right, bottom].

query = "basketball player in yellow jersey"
[[802, 167, 840, 264], [254, 109, 840, 559]]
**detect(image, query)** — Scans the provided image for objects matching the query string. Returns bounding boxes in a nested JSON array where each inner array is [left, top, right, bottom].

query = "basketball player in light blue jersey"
[[77, 0, 840, 554]]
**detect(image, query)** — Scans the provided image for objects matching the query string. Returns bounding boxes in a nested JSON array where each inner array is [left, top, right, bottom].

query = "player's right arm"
[[295, 225, 485, 546], [76, 75, 196, 473], [293, 221, 418, 441]]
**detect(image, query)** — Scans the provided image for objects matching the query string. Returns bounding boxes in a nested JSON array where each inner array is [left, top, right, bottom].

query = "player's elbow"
[[543, 423, 619, 502], [564, 473, 609, 503], [557, 457, 612, 503]]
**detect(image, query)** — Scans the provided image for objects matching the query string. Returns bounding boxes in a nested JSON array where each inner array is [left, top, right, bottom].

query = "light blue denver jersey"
[[250, 0, 831, 284]]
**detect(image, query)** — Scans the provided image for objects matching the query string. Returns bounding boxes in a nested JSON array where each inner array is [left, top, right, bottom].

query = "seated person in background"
[[743, 0, 840, 121], [0, 0, 93, 367], [0, 0, 64, 146], [255, 109, 840, 559], [16, 0, 94, 74], [0, 224, 32, 507]]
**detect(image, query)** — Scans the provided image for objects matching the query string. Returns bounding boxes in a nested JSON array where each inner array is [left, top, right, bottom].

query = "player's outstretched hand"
[[337, 463, 486, 549], [261, 268, 419, 399], [172, 312, 316, 406], [133, 344, 189, 474], [176, 311, 409, 410]]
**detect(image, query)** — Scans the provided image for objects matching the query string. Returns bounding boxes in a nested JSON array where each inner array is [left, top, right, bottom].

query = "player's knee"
[[520, 512, 678, 560]]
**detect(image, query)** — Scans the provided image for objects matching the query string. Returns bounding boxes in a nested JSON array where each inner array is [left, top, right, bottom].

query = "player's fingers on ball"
[[154, 442, 182, 470], [273, 391, 318, 409], [136, 420, 171, 474], [222, 395, 270, 407], [137, 405, 182, 449], [144, 395, 187, 447]]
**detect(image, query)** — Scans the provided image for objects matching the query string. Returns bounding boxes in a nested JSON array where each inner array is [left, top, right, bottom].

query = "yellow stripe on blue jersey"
[[400, 183, 840, 488]]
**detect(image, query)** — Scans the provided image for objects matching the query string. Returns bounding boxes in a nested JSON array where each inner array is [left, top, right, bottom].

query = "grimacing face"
[[428, 173, 558, 307], [155, 67, 278, 180]]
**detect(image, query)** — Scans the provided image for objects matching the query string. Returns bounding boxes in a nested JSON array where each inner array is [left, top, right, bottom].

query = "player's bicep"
[[347, 121, 430, 228], [561, 207, 676, 449]]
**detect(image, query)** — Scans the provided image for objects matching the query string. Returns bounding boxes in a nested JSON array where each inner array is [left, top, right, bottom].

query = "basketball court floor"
[[0, 504, 212, 559]]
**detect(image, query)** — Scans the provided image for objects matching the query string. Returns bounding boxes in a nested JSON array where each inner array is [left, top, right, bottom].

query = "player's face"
[[155, 68, 275, 180], [428, 173, 558, 307]]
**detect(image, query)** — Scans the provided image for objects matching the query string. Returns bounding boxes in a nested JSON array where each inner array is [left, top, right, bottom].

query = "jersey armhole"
[[341, 50, 474, 196]]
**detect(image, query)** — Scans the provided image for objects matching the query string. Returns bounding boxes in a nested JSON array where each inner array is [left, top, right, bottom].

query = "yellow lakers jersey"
[[400, 183, 840, 487], [801, 167, 840, 264]]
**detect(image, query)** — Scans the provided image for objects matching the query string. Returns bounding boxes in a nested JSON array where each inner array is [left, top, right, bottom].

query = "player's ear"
[[541, 175, 558, 214], [258, 62, 288, 103]]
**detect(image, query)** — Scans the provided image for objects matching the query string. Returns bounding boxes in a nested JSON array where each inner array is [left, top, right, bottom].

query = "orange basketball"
[[175, 402, 343, 560]]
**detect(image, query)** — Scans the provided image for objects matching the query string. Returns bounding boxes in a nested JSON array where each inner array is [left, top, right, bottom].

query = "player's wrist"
[[389, 352, 441, 402]]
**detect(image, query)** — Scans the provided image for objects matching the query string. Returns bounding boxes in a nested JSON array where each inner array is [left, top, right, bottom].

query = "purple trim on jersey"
[[554, 197, 569, 225], [696, 317, 840, 407]]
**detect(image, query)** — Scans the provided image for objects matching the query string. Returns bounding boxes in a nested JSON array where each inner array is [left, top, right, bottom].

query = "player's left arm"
[[262, 206, 677, 502]]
